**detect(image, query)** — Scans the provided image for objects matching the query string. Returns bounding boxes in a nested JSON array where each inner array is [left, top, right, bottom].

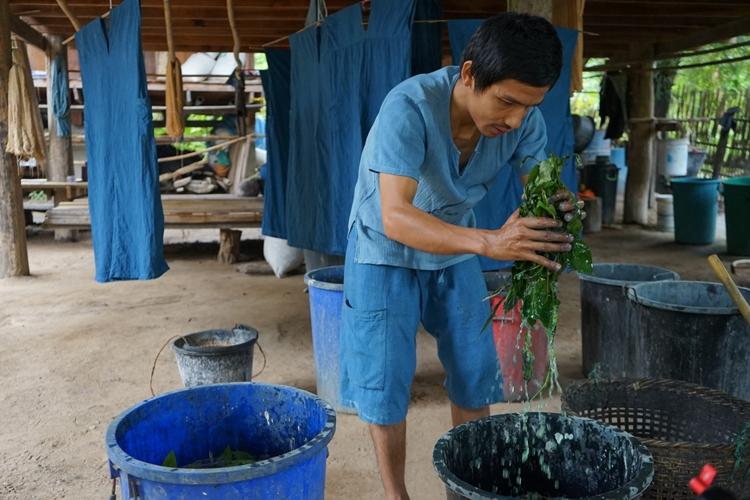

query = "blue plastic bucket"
[[671, 177, 721, 245], [106, 383, 336, 499], [304, 266, 356, 414]]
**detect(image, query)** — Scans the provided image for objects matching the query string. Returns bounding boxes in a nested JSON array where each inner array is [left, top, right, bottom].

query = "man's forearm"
[[382, 203, 489, 256]]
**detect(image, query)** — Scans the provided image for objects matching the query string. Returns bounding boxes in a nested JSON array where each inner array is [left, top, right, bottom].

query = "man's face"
[[461, 63, 550, 138]]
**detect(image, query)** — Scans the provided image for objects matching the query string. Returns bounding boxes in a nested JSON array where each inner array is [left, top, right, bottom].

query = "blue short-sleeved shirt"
[[348, 66, 548, 270]]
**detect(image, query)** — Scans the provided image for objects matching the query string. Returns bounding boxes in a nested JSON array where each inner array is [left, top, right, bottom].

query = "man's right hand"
[[481, 209, 573, 271]]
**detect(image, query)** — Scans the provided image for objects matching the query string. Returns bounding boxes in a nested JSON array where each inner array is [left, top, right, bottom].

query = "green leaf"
[[566, 216, 583, 236], [219, 446, 234, 463], [162, 451, 178, 468], [570, 240, 593, 273]]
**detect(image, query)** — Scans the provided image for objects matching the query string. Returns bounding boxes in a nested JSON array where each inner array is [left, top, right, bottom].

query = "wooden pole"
[[218, 228, 241, 264], [624, 62, 655, 225], [55, 0, 81, 32], [0, 0, 30, 277], [708, 255, 750, 327], [46, 34, 76, 241]]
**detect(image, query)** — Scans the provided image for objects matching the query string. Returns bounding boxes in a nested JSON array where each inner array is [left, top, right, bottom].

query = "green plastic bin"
[[671, 178, 721, 245], [723, 177, 750, 256]]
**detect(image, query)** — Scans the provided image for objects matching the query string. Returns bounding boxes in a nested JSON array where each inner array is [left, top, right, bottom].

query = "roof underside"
[[8, 0, 750, 59]]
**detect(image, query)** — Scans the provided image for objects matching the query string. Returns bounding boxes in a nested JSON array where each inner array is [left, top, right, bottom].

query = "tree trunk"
[[0, 0, 30, 277], [218, 228, 241, 264], [624, 62, 655, 226], [45, 35, 77, 241]]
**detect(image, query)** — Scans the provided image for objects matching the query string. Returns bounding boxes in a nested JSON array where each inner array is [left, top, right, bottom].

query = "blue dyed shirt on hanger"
[[348, 66, 547, 270], [76, 0, 168, 282]]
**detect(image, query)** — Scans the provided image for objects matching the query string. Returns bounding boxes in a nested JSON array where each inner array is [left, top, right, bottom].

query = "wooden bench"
[[45, 194, 264, 263]]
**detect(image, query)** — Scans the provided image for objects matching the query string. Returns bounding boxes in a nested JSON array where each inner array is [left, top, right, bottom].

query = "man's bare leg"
[[369, 421, 410, 500], [451, 403, 489, 427]]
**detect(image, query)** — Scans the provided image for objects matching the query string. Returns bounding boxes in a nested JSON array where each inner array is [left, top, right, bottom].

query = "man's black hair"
[[460, 13, 563, 92]]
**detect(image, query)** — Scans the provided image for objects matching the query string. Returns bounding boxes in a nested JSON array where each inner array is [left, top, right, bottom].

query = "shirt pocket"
[[343, 299, 387, 391]]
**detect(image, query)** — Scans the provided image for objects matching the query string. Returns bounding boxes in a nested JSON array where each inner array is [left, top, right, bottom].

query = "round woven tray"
[[562, 378, 750, 499]]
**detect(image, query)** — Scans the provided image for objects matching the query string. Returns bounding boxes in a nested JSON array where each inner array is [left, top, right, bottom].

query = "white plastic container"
[[655, 193, 674, 232], [657, 138, 689, 177]]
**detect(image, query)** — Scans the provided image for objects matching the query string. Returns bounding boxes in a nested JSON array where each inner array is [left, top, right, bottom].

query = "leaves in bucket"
[[185, 446, 257, 469], [161, 447, 257, 469], [162, 451, 178, 468], [485, 155, 592, 397]]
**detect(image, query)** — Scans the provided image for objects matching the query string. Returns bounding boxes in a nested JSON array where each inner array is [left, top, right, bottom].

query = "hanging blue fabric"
[[286, 23, 325, 253], [448, 20, 578, 270], [51, 52, 71, 137], [76, 0, 168, 282], [411, 0, 442, 76], [286, 0, 415, 255], [260, 49, 291, 239]]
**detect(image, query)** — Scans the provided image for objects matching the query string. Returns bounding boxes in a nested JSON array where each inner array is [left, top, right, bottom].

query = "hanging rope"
[[163, 0, 184, 138]]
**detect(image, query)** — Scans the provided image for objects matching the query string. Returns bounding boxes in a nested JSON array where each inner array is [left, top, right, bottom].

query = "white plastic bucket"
[[655, 193, 674, 232], [657, 138, 689, 177]]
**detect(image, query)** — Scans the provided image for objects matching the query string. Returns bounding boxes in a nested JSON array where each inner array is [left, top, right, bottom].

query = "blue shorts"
[[340, 229, 504, 425]]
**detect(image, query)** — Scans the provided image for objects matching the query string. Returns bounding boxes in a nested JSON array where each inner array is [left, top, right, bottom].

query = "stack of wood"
[[45, 194, 263, 229]]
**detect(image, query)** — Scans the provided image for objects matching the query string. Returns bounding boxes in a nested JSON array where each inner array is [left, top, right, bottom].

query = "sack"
[[263, 236, 304, 278]]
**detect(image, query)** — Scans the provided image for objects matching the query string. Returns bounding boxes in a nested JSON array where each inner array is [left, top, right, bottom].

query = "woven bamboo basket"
[[562, 378, 750, 499]]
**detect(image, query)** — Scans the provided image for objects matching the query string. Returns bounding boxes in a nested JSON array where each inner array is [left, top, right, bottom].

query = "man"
[[341, 13, 576, 499]]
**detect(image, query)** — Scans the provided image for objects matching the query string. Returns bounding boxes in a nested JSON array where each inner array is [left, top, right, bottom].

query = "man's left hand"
[[550, 189, 586, 222]]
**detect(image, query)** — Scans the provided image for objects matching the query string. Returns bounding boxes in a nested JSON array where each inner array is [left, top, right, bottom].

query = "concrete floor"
[[0, 222, 738, 499]]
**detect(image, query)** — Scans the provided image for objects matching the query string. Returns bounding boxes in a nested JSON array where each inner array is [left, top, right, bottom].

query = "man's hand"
[[550, 189, 586, 222], [482, 209, 573, 271]]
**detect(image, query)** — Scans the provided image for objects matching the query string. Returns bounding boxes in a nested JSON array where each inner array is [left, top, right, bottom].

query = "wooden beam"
[[584, 2, 750, 17], [654, 16, 750, 56], [9, 15, 48, 50], [0, 0, 30, 277]]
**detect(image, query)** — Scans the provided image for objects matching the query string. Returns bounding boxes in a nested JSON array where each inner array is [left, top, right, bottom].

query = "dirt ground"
[[0, 220, 734, 500]]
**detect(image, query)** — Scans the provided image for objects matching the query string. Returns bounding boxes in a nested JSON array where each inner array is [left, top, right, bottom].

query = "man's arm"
[[379, 173, 572, 271]]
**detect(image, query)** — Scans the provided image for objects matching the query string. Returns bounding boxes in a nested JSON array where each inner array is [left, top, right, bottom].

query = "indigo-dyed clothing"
[[260, 49, 291, 239], [76, 0, 168, 282], [285, 0, 415, 255]]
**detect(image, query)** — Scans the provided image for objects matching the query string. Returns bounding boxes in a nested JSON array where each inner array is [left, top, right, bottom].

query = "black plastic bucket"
[[171, 325, 258, 387], [579, 264, 680, 378], [626, 281, 750, 400], [433, 412, 654, 499]]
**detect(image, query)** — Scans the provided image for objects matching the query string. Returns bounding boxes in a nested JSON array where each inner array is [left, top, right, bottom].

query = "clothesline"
[[156, 133, 254, 163]]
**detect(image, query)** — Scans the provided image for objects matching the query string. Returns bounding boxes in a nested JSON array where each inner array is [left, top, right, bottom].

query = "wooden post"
[[624, 62, 655, 226], [218, 228, 241, 264], [507, 0, 553, 20], [0, 0, 30, 277], [46, 34, 76, 241]]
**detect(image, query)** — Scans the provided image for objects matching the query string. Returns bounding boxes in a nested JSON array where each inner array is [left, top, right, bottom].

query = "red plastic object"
[[689, 464, 717, 495], [489, 295, 549, 401]]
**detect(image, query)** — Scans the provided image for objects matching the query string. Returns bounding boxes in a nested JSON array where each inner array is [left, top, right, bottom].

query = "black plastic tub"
[[433, 412, 654, 499]]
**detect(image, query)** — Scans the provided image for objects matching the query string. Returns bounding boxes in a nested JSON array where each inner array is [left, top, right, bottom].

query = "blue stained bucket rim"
[[432, 412, 654, 500], [577, 263, 680, 287], [106, 383, 336, 485], [626, 280, 750, 315], [304, 265, 344, 291]]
